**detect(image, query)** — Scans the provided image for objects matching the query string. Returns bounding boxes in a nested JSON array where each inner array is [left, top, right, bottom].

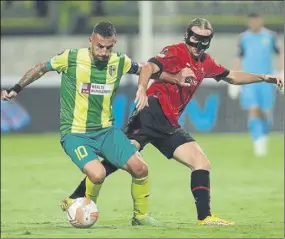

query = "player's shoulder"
[[55, 48, 82, 57], [261, 27, 278, 38], [158, 42, 186, 56], [65, 48, 81, 53], [114, 51, 124, 57], [168, 42, 185, 52], [113, 51, 129, 59], [238, 30, 251, 41], [202, 53, 218, 65], [203, 53, 212, 61], [54, 48, 71, 56]]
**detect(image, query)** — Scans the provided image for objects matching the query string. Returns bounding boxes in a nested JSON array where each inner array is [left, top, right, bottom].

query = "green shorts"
[[60, 126, 137, 172]]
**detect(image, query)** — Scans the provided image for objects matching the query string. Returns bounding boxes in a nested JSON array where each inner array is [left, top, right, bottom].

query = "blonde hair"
[[188, 18, 213, 32]]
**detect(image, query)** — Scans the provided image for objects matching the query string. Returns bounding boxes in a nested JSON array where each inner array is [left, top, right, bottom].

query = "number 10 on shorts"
[[75, 146, 88, 160]]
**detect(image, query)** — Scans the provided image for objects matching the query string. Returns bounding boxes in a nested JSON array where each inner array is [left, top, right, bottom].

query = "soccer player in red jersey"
[[63, 18, 283, 226]]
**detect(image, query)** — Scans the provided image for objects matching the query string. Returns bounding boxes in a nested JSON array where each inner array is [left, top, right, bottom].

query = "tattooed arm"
[[1, 62, 51, 101], [18, 62, 51, 88]]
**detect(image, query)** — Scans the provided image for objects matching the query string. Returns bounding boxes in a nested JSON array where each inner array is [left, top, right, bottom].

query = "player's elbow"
[[230, 79, 239, 85], [141, 62, 155, 75], [135, 163, 148, 178], [226, 71, 240, 85], [37, 62, 51, 75]]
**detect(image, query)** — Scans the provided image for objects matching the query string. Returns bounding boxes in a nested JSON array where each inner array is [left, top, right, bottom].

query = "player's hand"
[[176, 64, 196, 87], [1, 90, 17, 101], [277, 69, 284, 94], [264, 75, 284, 90], [135, 85, 149, 111]]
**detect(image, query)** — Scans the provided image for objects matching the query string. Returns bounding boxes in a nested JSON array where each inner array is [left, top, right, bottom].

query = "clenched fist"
[[1, 89, 17, 101], [264, 74, 283, 90], [176, 64, 197, 87]]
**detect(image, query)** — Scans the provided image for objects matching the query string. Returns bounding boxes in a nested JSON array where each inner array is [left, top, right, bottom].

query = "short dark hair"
[[248, 13, 260, 18], [92, 21, 116, 37], [188, 18, 213, 32]]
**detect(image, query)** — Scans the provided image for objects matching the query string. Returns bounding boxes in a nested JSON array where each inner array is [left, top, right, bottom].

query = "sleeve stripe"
[[45, 61, 54, 71], [217, 69, 230, 78], [214, 69, 230, 82], [127, 61, 139, 74], [148, 57, 163, 73]]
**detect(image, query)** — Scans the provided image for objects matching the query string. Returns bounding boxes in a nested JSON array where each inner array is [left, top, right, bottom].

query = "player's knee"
[[87, 170, 106, 184], [192, 155, 211, 171], [174, 142, 211, 171], [84, 161, 106, 184], [197, 158, 211, 171], [248, 108, 261, 118], [191, 150, 211, 171], [125, 153, 148, 178], [133, 161, 148, 178]]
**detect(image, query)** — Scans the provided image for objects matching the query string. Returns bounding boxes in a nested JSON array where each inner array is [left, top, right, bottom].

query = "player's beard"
[[89, 47, 110, 63], [94, 55, 110, 62]]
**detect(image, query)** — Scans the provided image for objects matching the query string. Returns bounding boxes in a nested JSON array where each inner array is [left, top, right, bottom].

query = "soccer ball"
[[66, 197, 99, 228]]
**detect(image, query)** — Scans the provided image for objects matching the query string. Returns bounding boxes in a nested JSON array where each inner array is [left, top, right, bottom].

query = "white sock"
[[254, 136, 268, 157]]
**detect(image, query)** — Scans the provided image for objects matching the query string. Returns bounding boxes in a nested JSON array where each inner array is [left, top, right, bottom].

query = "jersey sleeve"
[[46, 49, 69, 73], [147, 45, 177, 75], [206, 56, 230, 81], [237, 35, 244, 57], [123, 54, 140, 74]]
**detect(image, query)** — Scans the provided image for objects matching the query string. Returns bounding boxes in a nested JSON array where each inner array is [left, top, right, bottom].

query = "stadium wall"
[[1, 83, 284, 134], [1, 34, 284, 76]]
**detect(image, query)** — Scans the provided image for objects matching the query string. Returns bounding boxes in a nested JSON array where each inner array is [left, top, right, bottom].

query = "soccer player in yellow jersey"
[[1, 22, 193, 226]]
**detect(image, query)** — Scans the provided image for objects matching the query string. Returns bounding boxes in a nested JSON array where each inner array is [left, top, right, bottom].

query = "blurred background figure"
[[1, 100, 31, 133], [230, 13, 283, 157], [91, 0, 106, 16], [35, 0, 49, 17]]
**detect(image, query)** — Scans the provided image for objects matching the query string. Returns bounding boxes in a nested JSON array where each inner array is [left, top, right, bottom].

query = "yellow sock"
[[85, 177, 103, 204], [131, 176, 150, 219]]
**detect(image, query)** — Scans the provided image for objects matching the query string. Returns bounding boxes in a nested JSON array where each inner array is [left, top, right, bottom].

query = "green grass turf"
[[1, 133, 284, 238]]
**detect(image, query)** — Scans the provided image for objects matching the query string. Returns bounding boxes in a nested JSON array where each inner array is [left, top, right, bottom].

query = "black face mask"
[[184, 29, 213, 52]]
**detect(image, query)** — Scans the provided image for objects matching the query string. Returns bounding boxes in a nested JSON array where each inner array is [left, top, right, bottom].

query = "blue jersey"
[[238, 27, 280, 74]]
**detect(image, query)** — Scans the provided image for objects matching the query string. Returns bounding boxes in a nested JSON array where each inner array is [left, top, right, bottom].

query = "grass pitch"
[[1, 133, 284, 238]]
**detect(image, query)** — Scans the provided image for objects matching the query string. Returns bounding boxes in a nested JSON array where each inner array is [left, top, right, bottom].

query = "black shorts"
[[124, 96, 195, 159]]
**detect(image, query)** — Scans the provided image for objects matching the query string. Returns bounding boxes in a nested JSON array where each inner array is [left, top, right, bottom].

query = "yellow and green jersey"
[[46, 48, 134, 136]]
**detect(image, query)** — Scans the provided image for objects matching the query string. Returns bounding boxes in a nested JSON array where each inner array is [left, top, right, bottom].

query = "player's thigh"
[[240, 84, 259, 110], [258, 83, 276, 112], [100, 127, 139, 168], [61, 133, 100, 172], [152, 128, 210, 170], [152, 128, 194, 160], [100, 127, 148, 178], [61, 134, 106, 183]]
